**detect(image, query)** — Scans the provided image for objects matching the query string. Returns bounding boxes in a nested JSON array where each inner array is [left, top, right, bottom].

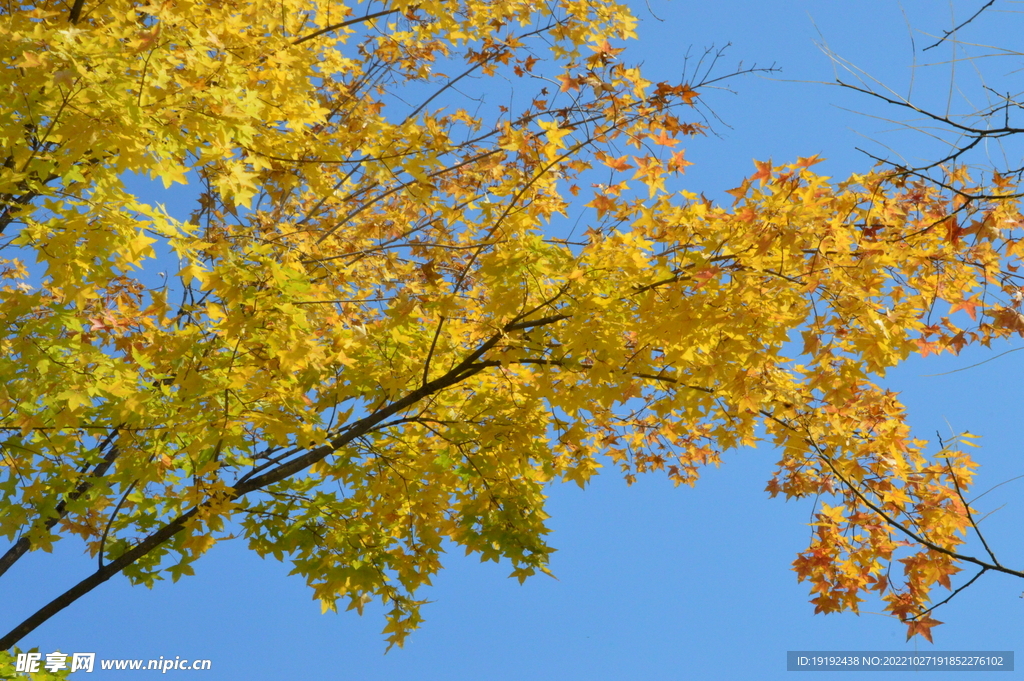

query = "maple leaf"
[[679, 83, 698, 105], [751, 158, 773, 184], [989, 307, 1024, 335], [949, 297, 981, 321], [725, 178, 752, 203], [693, 265, 720, 286], [587, 38, 625, 66], [667, 149, 693, 173], [914, 338, 940, 357], [558, 73, 581, 92], [647, 129, 679, 147], [15, 51, 47, 69], [420, 260, 441, 286], [905, 615, 943, 644], [586, 193, 618, 219], [945, 216, 965, 245], [3, 0, 1022, 655], [538, 119, 571, 149], [603, 155, 634, 172], [737, 206, 757, 223]]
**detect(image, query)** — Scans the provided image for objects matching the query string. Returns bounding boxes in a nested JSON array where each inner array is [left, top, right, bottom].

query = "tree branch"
[[813, 440, 1024, 580], [0, 506, 199, 650], [0, 310, 576, 648], [922, 0, 995, 52], [0, 429, 121, 579], [905, 566, 989, 621], [68, 0, 85, 23], [291, 8, 400, 45]]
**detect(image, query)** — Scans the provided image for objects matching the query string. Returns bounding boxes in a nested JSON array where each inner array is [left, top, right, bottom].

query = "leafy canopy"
[[2, 0, 1023, 661]]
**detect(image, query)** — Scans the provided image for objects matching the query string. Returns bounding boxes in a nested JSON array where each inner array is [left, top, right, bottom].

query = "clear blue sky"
[[4, 1, 1022, 679]]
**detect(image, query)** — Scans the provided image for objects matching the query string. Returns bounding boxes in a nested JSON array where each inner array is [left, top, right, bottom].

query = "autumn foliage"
[[2, 0, 1023, 664]]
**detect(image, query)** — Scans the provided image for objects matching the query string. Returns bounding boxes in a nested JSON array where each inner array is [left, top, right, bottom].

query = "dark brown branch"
[[0, 506, 199, 651], [0, 429, 120, 579], [291, 8, 400, 45], [940, 437, 1001, 567], [422, 315, 446, 388], [97, 479, 138, 569], [0, 309, 580, 648], [68, 0, 85, 23], [856, 147, 1024, 201], [237, 315, 554, 492], [0, 191, 40, 236], [922, 0, 995, 52], [813, 440, 1024, 580], [905, 567, 988, 621], [835, 80, 1024, 136]]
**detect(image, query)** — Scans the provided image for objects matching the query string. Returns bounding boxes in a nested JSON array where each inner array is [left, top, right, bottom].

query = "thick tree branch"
[[0, 429, 120, 579], [0, 311, 573, 648], [68, 0, 85, 23], [0, 506, 198, 650]]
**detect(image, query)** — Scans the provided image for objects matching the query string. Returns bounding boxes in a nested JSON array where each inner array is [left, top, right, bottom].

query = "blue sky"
[[4, 1, 1023, 679]]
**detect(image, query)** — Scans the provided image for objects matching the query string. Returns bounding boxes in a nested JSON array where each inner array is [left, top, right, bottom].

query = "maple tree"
[[2, 0, 1024, 670]]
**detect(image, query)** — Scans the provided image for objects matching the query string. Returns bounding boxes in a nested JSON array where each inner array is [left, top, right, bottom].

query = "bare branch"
[[922, 0, 996, 52]]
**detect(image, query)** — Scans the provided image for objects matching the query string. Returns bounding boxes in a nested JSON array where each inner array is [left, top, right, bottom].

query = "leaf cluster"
[[1, 0, 1022, 655]]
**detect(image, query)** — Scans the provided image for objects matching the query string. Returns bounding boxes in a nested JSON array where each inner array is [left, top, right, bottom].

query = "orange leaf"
[[647, 129, 678, 147], [679, 84, 698, 106], [725, 179, 751, 203], [586, 193, 617, 219], [668, 149, 692, 173], [603, 155, 633, 172], [589, 39, 624, 59], [905, 615, 943, 644], [949, 297, 980, 321], [797, 154, 824, 168], [751, 158, 773, 184], [558, 73, 580, 92]]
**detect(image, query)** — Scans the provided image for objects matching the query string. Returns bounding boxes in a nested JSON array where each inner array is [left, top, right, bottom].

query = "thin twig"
[[941, 445, 1000, 565], [292, 8, 400, 45], [921, 347, 1024, 377], [906, 567, 989, 620], [922, 0, 996, 52]]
